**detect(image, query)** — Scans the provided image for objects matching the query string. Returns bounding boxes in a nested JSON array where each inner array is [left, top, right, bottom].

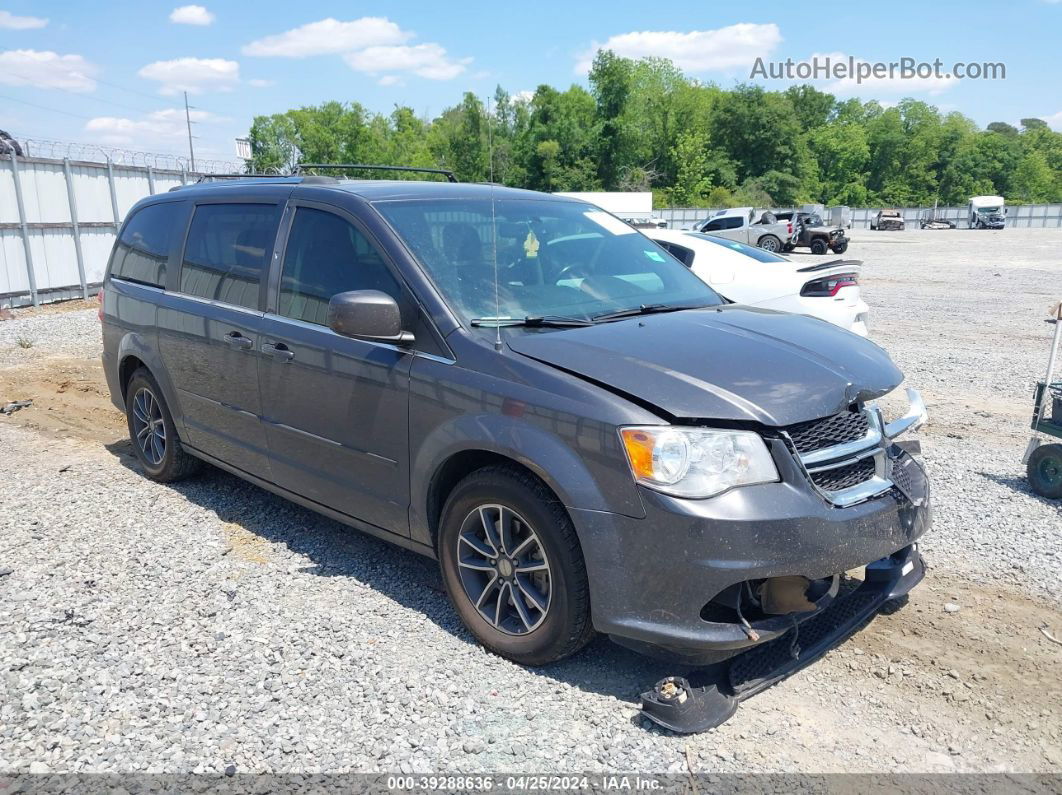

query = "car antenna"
[[486, 95, 502, 352]]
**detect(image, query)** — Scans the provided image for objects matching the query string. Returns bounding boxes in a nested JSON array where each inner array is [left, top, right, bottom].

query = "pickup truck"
[[775, 211, 850, 255], [690, 207, 792, 253]]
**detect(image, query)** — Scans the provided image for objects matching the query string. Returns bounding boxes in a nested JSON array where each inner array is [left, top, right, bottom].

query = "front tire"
[[1027, 443, 1062, 499], [437, 466, 594, 665], [124, 368, 201, 482], [831, 240, 849, 254], [810, 238, 829, 255]]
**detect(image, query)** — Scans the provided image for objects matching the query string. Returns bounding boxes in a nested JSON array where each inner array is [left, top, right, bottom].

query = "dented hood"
[[507, 306, 902, 426]]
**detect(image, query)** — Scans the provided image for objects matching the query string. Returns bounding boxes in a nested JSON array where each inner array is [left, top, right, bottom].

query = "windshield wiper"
[[592, 303, 707, 322], [471, 315, 593, 328]]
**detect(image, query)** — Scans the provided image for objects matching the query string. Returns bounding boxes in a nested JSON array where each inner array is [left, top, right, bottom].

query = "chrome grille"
[[785, 404, 890, 506], [786, 408, 869, 455], [810, 457, 877, 492]]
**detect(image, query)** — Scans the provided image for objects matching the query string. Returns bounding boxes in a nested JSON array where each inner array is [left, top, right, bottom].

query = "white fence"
[[659, 204, 1062, 230], [0, 153, 198, 308]]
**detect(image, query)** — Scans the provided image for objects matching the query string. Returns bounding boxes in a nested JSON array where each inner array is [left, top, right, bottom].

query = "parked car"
[[689, 207, 792, 253], [647, 229, 869, 336], [101, 174, 929, 670], [870, 210, 905, 231], [775, 211, 850, 254]]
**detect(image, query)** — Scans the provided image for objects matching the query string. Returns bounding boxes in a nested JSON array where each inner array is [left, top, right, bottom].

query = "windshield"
[[976, 206, 1001, 214], [374, 198, 723, 325], [687, 233, 790, 263]]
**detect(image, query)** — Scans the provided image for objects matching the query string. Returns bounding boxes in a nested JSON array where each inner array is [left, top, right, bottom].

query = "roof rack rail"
[[194, 173, 290, 183], [293, 163, 458, 183]]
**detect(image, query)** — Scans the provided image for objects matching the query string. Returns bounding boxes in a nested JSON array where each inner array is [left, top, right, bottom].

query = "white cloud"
[[817, 51, 957, 96], [169, 5, 215, 26], [248, 78, 274, 87], [0, 49, 97, 91], [0, 9, 48, 29], [1042, 111, 1062, 131], [85, 108, 223, 145], [138, 57, 239, 95], [344, 43, 470, 80], [574, 23, 781, 74], [377, 74, 403, 87], [242, 17, 409, 57], [512, 90, 535, 104]]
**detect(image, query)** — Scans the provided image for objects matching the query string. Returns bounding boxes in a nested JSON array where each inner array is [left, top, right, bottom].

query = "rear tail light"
[[787, 222, 793, 236], [97, 289, 104, 321], [800, 273, 858, 297]]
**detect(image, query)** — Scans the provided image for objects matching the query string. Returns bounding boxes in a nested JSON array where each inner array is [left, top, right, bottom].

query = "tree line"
[[248, 51, 1062, 208]]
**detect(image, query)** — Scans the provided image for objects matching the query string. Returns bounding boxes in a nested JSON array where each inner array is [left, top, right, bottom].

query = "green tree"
[[1011, 150, 1055, 201], [588, 50, 633, 189], [667, 131, 712, 206]]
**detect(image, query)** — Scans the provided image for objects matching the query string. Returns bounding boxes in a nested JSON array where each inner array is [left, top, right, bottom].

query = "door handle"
[[224, 331, 253, 350], [262, 342, 295, 362]]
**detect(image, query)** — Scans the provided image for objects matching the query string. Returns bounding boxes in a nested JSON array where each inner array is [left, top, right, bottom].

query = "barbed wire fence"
[[11, 136, 245, 174]]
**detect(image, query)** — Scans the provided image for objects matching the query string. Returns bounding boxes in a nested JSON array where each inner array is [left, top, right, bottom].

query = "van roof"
[[169, 177, 573, 204]]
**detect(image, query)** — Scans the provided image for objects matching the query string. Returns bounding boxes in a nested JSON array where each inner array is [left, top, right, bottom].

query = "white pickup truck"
[[689, 207, 793, 253]]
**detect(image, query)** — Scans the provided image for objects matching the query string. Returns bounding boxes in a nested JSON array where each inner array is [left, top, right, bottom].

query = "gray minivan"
[[101, 175, 930, 671]]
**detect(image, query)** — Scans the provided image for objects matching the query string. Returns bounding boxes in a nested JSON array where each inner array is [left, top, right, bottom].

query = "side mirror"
[[327, 290, 414, 346]]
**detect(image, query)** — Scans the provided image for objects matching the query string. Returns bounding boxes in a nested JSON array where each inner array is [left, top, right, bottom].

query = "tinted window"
[[180, 203, 280, 309], [704, 216, 743, 231], [110, 202, 179, 287], [657, 241, 695, 267], [278, 207, 403, 326], [375, 198, 722, 324]]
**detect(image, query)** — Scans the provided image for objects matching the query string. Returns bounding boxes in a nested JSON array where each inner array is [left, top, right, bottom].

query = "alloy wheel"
[[131, 387, 166, 466], [456, 504, 552, 635]]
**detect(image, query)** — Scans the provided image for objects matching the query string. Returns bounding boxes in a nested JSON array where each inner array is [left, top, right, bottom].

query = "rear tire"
[[1027, 443, 1062, 499], [757, 234, 781, 253], [810, 238, 828, 255], [437, 465, 594, 665], [124, 368, 201, 482]]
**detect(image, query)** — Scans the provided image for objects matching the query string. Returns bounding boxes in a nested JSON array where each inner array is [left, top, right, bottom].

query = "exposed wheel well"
[[426, 450, 564, 549], [118, 355, 147, 407]]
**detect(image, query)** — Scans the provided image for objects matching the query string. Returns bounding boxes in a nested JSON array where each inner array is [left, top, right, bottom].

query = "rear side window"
[[110, 202, 180, 287], [179, 203, 281, 309], [703, 216, 743, 232], [278, 207, 403, 326], [657, 241, 695, 267]]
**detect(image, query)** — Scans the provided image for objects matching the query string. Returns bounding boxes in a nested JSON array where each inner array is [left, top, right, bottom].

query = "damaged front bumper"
[[571, 390, 931, 665], [640, 541, 926, 733]]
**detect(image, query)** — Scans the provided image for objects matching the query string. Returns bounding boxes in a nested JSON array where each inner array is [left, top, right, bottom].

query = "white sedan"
[[646, 228, 870, 336]]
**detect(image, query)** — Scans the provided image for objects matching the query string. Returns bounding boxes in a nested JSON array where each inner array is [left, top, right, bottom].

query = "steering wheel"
[[554, 263, 591, 284]]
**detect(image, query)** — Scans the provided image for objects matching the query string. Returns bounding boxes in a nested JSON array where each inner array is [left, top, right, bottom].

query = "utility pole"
[[184, 91, 196, 173]]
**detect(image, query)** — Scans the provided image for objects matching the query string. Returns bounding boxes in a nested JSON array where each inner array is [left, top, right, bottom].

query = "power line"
[[44, 85, 163, 116], [0, 93, 97, 121], [93, 76, 222, 116]]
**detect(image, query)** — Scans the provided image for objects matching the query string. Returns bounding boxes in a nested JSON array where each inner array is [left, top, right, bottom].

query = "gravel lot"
[[0, 229, 1060, 775]]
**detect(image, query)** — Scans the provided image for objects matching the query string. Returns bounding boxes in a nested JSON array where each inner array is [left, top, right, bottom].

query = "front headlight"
[[619, 426, 779, 499]]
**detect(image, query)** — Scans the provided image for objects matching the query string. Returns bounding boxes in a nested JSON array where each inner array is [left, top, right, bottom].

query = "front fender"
[[409, 412, 645, 548]]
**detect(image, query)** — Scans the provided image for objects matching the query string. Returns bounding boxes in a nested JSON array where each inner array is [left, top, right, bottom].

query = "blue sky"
[[2, 0, 1060, 166]]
